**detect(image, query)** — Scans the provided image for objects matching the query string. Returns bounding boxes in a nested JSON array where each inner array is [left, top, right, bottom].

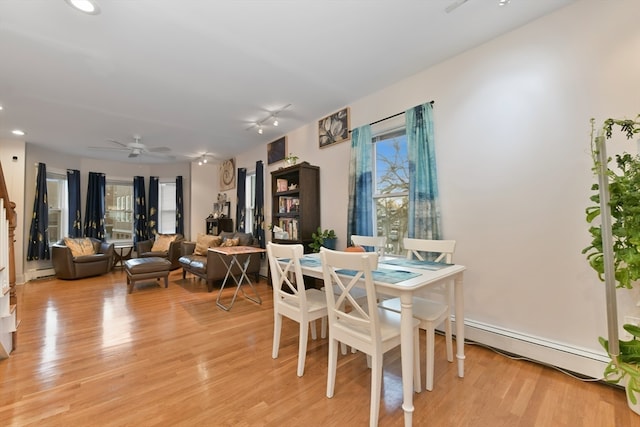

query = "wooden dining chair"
[[350, 235, 387, 257], [320, 247, 420, 427], [379, 237, 456, 391], [267, 242, 328, 377]]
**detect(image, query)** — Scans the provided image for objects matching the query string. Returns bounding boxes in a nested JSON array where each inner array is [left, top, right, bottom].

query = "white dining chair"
[[267, 242, 328, 377], [320, 247, 420, 427], [379, 237, 456, 391], [350, 235, 387, 257]]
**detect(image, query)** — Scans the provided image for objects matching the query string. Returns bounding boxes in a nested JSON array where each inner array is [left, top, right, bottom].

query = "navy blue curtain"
[[133, 176, 147, 245], [67, 169, 82, 238], [148, 176, 159, 237], [84, 172, 106, 240], [176, 176, 184, 236], [253, 161, 265, 249], [236, 168, 247, 232], [27, 162, 50, 260]]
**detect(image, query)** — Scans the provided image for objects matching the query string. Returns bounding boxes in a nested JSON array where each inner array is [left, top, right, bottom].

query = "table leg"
[[400, 292, 414, 427], [454, 273, 465, 377], [216, 254, 262, 311]]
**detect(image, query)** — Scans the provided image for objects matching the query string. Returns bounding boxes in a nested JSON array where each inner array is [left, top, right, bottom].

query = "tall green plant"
[[583, 116, 640, 289]]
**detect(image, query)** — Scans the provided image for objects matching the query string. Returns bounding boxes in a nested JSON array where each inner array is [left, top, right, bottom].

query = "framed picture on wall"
[[220, 158, 236, 191], [319, 107, 350, 148], [267, 136, 287, 165]]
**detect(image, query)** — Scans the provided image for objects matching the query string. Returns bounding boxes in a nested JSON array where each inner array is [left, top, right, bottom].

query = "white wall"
[[205, 0, 640, 376], [0, 140, 26, 284]]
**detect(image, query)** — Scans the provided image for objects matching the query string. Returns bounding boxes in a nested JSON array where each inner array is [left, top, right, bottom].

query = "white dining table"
[[297, 253, 466, 427]]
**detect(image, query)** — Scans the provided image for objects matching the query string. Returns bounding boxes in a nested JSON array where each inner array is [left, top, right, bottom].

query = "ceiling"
[[0, 0, 575, 164]]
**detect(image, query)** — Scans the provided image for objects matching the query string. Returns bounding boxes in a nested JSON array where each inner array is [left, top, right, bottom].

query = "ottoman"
[[125, 257, 172, 294]]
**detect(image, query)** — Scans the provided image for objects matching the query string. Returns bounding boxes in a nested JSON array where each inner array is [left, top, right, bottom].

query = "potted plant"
[[283, 153, 299, 167], [599, 323, 640, 414], [309, 227, 337, 252], [583, 115, 640, 413]]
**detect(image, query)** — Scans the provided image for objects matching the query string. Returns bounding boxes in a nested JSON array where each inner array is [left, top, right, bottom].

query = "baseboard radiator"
[[458, 318, 608, 380]]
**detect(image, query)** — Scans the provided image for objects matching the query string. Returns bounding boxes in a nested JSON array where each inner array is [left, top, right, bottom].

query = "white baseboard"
[[24, 268, 55, 282], [458, 318, 608, 380]]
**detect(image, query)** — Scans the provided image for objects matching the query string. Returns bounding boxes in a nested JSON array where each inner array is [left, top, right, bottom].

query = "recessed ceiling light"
[[65, 0, 101, 15], [12, 130, 25, 136]]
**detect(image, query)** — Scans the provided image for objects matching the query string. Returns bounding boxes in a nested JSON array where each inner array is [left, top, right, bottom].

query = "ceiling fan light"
[[66, 0, 101, 14]]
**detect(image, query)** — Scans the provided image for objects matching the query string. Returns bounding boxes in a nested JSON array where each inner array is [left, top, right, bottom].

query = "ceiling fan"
[[89, 135, 173, 159]]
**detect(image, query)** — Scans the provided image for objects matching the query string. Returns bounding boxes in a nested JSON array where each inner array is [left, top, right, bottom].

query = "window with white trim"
[[46, 172, 68, 244], [158, 181, 177, 234], [105, 181, 133, 243]]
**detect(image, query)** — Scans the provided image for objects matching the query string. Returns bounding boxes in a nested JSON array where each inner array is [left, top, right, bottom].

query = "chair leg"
[[272, 313, 282, 359], [426, 323, 435, 391], [327, 338, 339, 398], [310, 319, 318, 340], [320, 317, 327, 339], [298, 321, 309, 377], [445, 316, 454, 362], [414, 327, 421, 393], [370, 353, 383, 427]]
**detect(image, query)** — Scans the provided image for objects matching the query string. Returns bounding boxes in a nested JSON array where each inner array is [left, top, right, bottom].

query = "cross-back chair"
[[267, 242, 328, 377], [350, 235, 387, 257], [379, 237, 456, 391], [320, 247, 420, 427]]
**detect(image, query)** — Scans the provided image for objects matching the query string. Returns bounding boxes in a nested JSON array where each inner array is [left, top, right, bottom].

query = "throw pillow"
[[235, 232, 253, 246], [151, 234, 177, 252], [64, 237, 95, 257], [220, 237, 239, 247], [194, 234, 222, 256]]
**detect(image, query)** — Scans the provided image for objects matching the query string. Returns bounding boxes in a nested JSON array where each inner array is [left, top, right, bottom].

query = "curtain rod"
[[350, 100, 435, 132]]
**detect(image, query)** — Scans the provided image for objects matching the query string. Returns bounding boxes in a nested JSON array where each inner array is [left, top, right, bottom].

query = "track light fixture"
[[197, 154, 210, 166], [246, 104, 292, 134]]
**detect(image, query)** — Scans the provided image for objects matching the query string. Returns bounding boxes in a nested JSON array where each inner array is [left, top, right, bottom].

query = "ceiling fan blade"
[[148, 146, 171, 153], [145, 151, 175, 159], [88, 146, 129, 152], [106, 138, 129, 148], [445, 0, 470, 13]]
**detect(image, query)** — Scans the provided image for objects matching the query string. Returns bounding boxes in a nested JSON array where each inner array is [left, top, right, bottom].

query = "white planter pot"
[[627, 384, 640, 416]]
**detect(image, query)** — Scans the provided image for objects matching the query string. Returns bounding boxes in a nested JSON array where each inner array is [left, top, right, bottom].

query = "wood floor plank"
[[0, 270, 636, 426]]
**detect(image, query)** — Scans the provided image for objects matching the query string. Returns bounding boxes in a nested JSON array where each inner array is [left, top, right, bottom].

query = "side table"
[[210, 246, 266, 311], [113, 244, 134, 269]]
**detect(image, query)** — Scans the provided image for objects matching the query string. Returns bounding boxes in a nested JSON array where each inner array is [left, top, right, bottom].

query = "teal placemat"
[[336, 268, 420, 284], [381, 257, 450, 271], [299, 256, 321, 267]]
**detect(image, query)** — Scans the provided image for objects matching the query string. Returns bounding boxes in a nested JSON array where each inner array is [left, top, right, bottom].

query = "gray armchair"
[[51, 237, 114, 279], [136, 233, 184, 270]]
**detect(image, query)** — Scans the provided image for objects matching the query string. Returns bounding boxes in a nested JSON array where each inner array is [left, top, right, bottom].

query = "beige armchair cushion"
[[220, 237, 239, 247], [64, 237, 95, 257], [151, 234, 178, 252], [194, 234, 222, 256]]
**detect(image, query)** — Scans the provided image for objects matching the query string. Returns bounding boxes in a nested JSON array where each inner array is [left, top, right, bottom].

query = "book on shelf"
[[277, 218, 299, 240], [276, 179, 288, 192], [278, 196, 300, 213]]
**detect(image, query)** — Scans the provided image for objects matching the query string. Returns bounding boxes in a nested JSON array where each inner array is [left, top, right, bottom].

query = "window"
[[105, 181, 133, 242], [373, 128, 408, 255], [244, 172, 256, 232], [158, 181, 176, 234], [46, 173, 68, 244]]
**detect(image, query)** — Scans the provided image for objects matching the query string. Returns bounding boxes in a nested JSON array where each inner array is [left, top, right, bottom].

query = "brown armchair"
[[136, 233, 184, 270], [52, 237, 114, 279]]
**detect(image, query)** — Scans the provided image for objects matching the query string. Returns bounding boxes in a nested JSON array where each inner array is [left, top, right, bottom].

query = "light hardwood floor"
[[0, 269, 635, 426]]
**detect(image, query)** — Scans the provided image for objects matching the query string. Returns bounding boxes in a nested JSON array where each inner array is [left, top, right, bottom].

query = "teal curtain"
[[27, 162, 50, 260], [347, 125, 374, 243], [148, 176, 159, 237], [176, 176, 184, 235], [67, 169, 82, 238], [133, 176, 147, 245], [406, 102, 441, 239], [84, 172, 106, 240]]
